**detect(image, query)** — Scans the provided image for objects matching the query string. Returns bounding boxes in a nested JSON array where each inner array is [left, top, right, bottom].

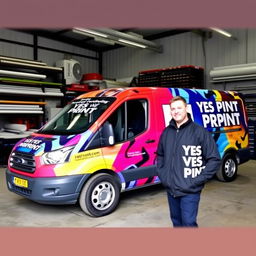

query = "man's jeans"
[[167, 192, 201, 227]]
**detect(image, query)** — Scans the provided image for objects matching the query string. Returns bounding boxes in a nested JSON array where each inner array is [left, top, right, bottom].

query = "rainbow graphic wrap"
[[168, 88, 248, 158], [9, 87, 249, 191]]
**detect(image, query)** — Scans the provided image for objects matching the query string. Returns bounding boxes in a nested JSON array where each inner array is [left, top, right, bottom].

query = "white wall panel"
[[38, 49, 67, 66], [3, 28, 256, 90], [0, 29, 99, 75], [38, 49, 98, 74], [0, 29, 33, 59], [0, 29, 33, 44], [76, 56, 99, 74], [205, 29, 247, 70], [0, 41, 33, 59], [103, 29, 254, 90], [247, 29, 256, 63], [38, 37, 97, 58], [205, 29, 247, 89], [103, 32, 204, 80], [38, 37, 99, 74]]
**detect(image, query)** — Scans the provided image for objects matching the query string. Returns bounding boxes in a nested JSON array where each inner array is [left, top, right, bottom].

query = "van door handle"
[[146, 139, 155, 143]]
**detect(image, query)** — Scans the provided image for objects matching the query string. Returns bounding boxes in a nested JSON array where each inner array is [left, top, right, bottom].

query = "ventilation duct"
[[210, 63, 256, 82]]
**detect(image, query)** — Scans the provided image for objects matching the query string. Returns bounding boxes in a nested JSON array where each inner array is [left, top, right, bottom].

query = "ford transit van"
[[6, 87, 250, 216]]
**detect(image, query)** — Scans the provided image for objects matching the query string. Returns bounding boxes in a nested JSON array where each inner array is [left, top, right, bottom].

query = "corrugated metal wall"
[[0, 41, 33, 60], [3, 28, 256, 89], [102, 29, 256, 89], [0, 29, 34, 59], [247, 29, 256, 63], [103, 32, 204, 80], [205, 29, 248, 88], [0, 29, 99, 74], [0, 29, 33, 44], [38, 48, 98, 74], [38, 36, 98, 74]]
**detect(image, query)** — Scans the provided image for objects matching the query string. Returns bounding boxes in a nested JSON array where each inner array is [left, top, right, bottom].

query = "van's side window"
[[87, 99, 148, 149], [126, 100, 147, 139], [108, 103, 125, 143], [108, 99, 148, 143]]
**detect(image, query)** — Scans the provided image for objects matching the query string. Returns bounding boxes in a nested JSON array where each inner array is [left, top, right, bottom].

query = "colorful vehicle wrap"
[[6, 87, 250, 216]]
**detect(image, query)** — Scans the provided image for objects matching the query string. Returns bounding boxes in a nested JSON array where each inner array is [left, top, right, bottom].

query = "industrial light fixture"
[[72, 28, 108, 38], [117, 39, 147, 49], [209, 27, 232, 38], [72, 27, 162, 53]]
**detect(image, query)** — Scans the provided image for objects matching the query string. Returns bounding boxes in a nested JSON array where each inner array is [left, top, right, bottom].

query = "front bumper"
[[6, 169, 89, 205]]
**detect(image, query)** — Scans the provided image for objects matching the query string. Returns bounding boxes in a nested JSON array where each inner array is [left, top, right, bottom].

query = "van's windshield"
[[39, 97, 116, 135]]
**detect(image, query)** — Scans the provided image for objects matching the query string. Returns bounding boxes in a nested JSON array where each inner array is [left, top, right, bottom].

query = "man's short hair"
[[170, 96, 187, 105]]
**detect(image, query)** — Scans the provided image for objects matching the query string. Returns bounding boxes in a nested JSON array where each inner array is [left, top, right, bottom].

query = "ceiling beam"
[[12, 29, 100, 52], [11, 28, 192, 53], [144, 29, 191, 40]]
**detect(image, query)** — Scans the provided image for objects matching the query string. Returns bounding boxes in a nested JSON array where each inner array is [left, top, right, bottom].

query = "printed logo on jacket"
[[182, 145, 205, 178]]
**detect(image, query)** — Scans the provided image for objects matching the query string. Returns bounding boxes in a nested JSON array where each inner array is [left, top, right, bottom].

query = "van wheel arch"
[[216, 151, 238, 182], [90, 169, 122, 187]]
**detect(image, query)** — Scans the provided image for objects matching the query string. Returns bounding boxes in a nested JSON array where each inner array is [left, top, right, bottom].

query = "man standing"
[[156, 96, 221, 227]]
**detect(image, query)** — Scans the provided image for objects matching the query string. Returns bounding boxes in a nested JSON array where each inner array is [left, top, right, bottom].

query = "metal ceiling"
[[14, 28, 191, 52]]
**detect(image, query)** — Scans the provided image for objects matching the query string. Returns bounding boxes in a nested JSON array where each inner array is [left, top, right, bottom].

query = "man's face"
[[170, 100, 188, 125]]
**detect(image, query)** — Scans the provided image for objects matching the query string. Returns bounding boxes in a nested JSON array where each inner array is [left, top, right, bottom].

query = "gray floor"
[[1, 160, 256, 227]]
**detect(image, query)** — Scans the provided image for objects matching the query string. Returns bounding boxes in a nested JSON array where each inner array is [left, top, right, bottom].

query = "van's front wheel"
[[79, 173, 120, 217], [216, 154, 237, 182]]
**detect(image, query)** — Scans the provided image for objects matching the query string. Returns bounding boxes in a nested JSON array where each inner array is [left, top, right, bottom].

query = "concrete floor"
[[1, 160, 256, 227]]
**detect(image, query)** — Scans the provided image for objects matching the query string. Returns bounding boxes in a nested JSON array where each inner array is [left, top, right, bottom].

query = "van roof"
[[75, 87, 240, 100], [76, 87, 159, 99]]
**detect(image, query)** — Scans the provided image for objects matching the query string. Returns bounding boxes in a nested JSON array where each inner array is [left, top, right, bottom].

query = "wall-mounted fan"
[[56, 59, 82, 85]]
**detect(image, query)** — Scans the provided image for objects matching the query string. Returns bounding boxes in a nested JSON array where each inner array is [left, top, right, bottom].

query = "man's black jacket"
[[156, 116, 221, 197]]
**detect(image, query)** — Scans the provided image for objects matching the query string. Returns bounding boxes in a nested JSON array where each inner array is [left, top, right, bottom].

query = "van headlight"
[[41, 146, 74, 165]]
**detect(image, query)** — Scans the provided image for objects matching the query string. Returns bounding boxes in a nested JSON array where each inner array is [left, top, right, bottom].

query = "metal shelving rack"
[[0, 55, 64, 165]]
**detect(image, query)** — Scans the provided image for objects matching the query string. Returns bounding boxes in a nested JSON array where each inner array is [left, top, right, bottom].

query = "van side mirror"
[[100, 121, 115, 146]]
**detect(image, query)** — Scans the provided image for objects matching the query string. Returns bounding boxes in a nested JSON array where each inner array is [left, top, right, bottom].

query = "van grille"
[[9, 151, 35, 173]]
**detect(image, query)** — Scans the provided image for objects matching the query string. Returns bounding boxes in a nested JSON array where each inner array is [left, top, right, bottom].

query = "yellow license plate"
[[13, 177, 28, 188]]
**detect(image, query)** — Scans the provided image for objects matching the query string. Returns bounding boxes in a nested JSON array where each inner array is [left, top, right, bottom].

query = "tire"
[[216, 153, 238, 182], [79, 173, 120, 217]]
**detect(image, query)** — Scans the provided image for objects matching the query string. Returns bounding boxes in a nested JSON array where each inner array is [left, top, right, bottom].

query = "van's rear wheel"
[[216, 153, 237, 182], [79, 173, 120, 217]]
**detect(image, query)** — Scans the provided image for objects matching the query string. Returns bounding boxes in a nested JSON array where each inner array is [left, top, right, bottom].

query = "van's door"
[[101, 95, 159, 190]]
